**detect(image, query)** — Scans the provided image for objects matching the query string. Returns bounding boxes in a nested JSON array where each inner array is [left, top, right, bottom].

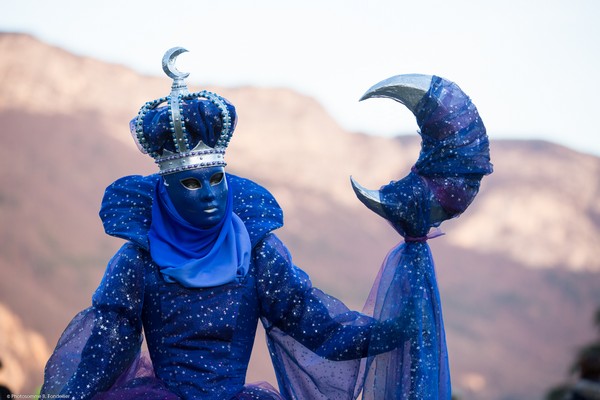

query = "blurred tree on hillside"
[[545, 307, 600, 399]]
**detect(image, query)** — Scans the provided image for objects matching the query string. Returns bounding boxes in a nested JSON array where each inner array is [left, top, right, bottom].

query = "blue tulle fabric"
[[41, 76, 491, 400], [355, 76, 491, 399], [414, 76, 493, 218]]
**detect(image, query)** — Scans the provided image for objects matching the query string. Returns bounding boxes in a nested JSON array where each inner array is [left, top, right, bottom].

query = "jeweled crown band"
[[156, 148, 226, 175]]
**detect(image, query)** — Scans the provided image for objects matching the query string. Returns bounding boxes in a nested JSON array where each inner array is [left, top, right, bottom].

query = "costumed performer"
[[41, 47, 492, 400]]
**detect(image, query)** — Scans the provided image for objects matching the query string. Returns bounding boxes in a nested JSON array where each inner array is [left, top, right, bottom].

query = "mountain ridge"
[[1, 32, 599, 399]]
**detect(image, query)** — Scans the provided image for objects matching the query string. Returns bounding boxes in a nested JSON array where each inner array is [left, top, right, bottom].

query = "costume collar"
[[100, 173, 283, 251]]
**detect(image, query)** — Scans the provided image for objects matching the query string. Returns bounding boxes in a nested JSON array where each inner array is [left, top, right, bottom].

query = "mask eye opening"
[[180, 177, 202, 190], [210, 172, 224, 186]]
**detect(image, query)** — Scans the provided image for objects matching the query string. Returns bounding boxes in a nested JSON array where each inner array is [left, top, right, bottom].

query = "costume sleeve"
[[256, 234, 407, 361], [256, 234, 418, 400], [40, 243, 146, 399]]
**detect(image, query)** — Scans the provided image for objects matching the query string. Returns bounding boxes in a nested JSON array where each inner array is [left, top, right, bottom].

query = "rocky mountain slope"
[[1, 32, 599, 399], [0, 304, 50, 394]]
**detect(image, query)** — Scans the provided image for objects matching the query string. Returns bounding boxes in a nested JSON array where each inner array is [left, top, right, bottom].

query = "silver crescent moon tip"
[[359, 74, 434, 114], [162, 47, 191, 80], [350, 176, 387, 219]]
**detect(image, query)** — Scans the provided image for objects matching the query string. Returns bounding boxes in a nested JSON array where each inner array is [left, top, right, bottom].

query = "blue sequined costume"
[[42, 76, 491, 400], [41, 174, 411, 400]]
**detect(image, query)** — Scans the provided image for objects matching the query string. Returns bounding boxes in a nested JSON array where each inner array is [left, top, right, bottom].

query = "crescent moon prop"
[[351, 74, 492, 237], [162, 47, 190, 80], [350, 74, 492, 399]]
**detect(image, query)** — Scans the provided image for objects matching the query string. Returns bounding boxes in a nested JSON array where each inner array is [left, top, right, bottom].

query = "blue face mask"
[[162, 166, 228, 228], [149, 168, 251, 287]]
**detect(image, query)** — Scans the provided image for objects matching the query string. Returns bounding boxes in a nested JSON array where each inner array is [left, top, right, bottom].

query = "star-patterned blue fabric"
[[40, 175, 416, 400], [40, 76, 491, 400], [134, 98, 237, 155]]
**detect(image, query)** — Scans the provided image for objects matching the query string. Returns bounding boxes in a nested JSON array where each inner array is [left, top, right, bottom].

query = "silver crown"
[[132, 47, 233, 175]]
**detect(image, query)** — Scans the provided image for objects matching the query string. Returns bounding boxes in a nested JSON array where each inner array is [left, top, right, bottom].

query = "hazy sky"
[[2, 0, 599, 156]]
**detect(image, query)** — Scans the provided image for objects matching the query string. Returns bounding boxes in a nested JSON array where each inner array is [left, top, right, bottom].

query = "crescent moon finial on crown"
[[162, 47, 190, 79], [162, 47, 190, 96]]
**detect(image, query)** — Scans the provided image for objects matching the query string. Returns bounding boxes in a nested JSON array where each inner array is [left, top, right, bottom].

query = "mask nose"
[[198, 183, 217, 201]]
